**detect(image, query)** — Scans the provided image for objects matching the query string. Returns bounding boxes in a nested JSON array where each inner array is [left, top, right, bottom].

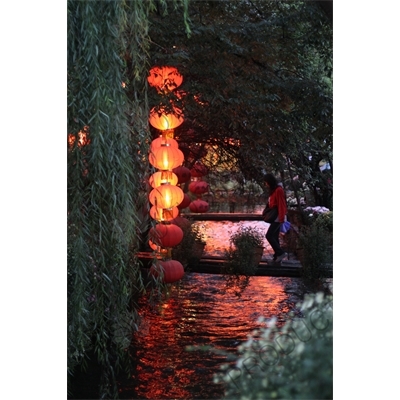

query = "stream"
[[118, 272, 317, 399]]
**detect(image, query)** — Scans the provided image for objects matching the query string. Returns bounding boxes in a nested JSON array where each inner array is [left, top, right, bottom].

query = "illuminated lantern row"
[[147, 65, 188, 284]]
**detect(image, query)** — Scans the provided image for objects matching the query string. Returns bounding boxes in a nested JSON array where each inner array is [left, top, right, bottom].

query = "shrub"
[[214, 291, 333, 399], [315, 211, 333, 233], [223, 225, 264, 297], [171, 222, 206, 268], [224, 225, 264, 276], [299, 224, 332, 280]]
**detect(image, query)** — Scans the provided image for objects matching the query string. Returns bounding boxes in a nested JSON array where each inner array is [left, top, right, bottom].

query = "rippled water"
[[118, 272, 313, 399]]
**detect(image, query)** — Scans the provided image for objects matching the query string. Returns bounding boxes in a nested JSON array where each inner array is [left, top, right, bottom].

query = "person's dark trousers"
[[266, 222, 284, 257]]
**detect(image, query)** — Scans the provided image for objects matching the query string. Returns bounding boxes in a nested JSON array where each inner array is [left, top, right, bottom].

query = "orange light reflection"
[[126, 274, 305, 399]]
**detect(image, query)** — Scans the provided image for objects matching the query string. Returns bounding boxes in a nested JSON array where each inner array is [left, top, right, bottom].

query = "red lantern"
[[147, 66, 183, 91], [173, 166, 191, 184], [149, 184, 184, 209], [149, 223, 184, 248], [149, 171, 178, 188], [150, 259, 185, 283], [190, 162, 208, 177], [149, 206, 179, 222], [189, 181, 209, 196], [177, 193, 192, 210], [149, 107, 184, 131], [149, 145, 184, 171], [150, 136, 179, 153], [189, 199, 209, 213], [171, 216, 192, 230]]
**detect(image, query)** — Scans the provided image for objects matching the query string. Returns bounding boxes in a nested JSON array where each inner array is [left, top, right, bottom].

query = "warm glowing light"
[[149, 145, 184, 171], [149, 107, 184, 131], [149, 184, 184, 209], [150, 136, 179, 153], [149, 171, 179, 188], [147, 66, 183, 91], [68, 126, 90, 148], [149, 205, 179, 222]]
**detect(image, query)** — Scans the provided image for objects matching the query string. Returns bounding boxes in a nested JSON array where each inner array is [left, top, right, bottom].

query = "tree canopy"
[[147, 0, 333, 207]]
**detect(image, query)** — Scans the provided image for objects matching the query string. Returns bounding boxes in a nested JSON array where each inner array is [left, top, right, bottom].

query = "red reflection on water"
[[119, 273, 306, 399], [193, 220, 275, 259]]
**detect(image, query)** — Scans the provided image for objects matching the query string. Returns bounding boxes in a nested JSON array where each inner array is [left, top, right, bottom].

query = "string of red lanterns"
[[147, 66, 211, 283], [147, 66, 186, 284]]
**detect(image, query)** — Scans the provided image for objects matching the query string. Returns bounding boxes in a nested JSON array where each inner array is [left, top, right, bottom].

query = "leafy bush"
[[171, 222, 206, 268], [224, 225, 264, 276], [315, 211, 333, 233], [230, 225, 264, 249], [214, 292, 333, 399], [223, 225, 264, 296], [299, 224, 332, 280]]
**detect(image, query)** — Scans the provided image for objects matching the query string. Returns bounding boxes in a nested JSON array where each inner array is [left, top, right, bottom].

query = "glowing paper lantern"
[[149, 107, 184, 131], [147, 66, 183, 91], [173, 166, 191, 184], [149, 171, 178, 188], [149, 223, 184, 248], [149, 184, 184, 209], [189, 199, 209, 213], [149, 206, 179, 222], [150, 136, 179, 153], [149, 145, 184, 171], [150, 259, 185, 283]]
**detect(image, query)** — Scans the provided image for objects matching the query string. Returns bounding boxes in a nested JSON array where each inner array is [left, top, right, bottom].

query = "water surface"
[[119, 272, 311, 399]]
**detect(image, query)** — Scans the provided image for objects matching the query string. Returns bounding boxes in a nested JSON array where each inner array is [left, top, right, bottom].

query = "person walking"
[[263, 173, 288, 263]]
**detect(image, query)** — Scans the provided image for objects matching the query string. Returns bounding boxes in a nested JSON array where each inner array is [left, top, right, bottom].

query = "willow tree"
[[67, 1, 190, 398]]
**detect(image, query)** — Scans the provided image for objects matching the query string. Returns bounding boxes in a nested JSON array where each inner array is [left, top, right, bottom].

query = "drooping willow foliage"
[[67, 0, 190, 398]]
